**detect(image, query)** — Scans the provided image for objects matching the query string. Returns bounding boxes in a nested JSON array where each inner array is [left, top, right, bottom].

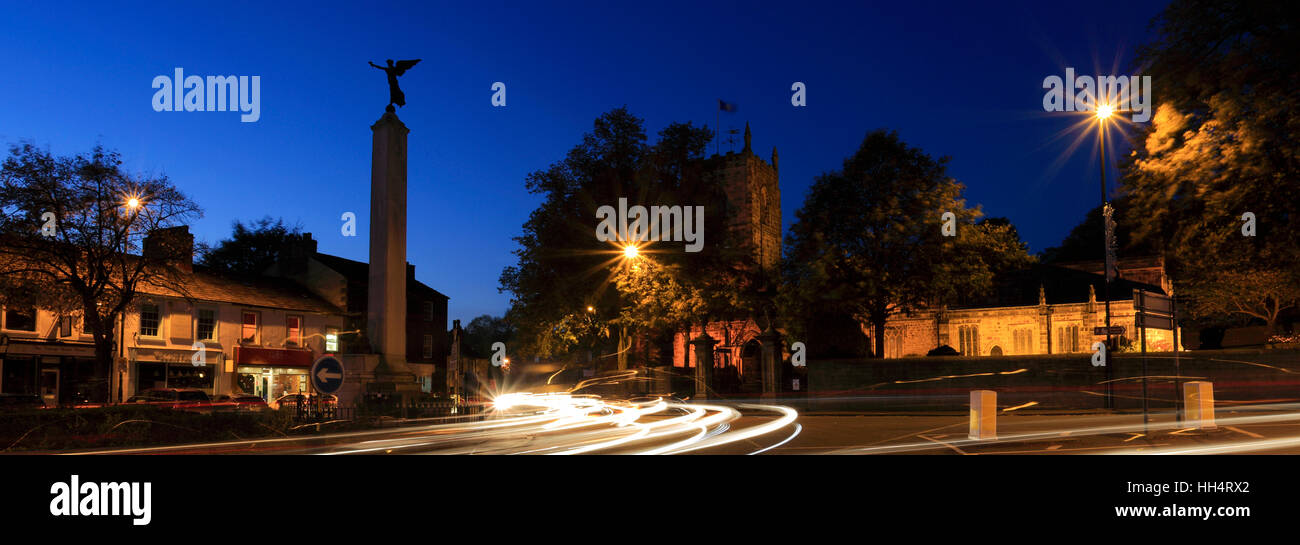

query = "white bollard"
[[969, 390, 997, 440], [1183, 381, 1216, 430]]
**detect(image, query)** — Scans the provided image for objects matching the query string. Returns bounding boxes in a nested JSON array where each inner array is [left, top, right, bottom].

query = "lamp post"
[[1096, 104, 1115, 409], [616, 244, 642, 370]]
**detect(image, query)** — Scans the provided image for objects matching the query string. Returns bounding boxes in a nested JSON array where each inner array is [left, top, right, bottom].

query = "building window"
[[286, 316, 302, 347], [423, 334, 434, 359], [325, 330, 338, 353], [59, 316, 74, 337], [1058, 325, 1081, 353], [4, 307, 36, 332], [196, 309, 216, 341], [167, 364, 215, 390], [424, 301, 435, 322], [140, 304, 161, 337], [1013, 328, 1034, 355], [241, 311, 259, 344], [884, 328, 904, 358], [958, 325, 980, 356]]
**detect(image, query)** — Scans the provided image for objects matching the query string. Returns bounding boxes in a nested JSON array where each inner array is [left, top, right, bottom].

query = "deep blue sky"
[[0, 0, 1167, 326]]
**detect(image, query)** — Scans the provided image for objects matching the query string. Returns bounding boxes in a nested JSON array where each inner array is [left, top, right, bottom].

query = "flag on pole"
[[718, 99, 738, 112]]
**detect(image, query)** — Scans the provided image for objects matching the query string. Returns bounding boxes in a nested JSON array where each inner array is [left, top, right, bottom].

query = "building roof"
[[952, 261, 1166, 310], [138, 264, 344, 315], [310, 252, 449, 300]]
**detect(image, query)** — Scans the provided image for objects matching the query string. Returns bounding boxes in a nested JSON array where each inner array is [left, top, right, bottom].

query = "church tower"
[[706, 122, 781, 276]]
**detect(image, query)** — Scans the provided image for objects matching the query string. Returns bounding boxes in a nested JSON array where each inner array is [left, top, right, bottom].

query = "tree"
[[781, 130, 1033, 358], [198, 217, 301, 276], [1037, 197, 1156, 264], [1121, 0, 1300, 333], [0, 143, 201, 398], [462, 314, 516, 359], [500, 108, 750, 362]]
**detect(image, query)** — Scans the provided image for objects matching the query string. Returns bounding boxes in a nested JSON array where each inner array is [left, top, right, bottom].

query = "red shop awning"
[[235, 346, 314, 367]]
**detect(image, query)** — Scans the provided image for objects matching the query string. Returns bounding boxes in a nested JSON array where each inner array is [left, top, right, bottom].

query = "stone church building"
[[875, 256, 1180, 358], [669, 123, 783, 394]]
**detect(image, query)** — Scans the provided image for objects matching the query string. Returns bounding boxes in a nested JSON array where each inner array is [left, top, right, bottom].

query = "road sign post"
[[311, 355, 345, 395], [1135, 290, 1176, 435]]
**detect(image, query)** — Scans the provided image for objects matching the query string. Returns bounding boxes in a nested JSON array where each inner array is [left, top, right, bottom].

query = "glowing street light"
[[1096, 101, 1115, 408], [622, 244, 639, 259], [1096, 103, 1114, 120], [126, 197, 141, 210]]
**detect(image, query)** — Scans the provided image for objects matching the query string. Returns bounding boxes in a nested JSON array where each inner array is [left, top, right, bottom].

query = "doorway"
[[40, 368, 59, 407]]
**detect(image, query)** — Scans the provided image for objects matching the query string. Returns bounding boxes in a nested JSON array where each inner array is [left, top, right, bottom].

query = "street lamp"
[[1096, 102, 1115, 408]]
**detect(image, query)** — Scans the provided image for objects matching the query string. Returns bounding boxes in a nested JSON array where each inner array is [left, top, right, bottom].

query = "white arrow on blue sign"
[[311, 355, 345, 394]]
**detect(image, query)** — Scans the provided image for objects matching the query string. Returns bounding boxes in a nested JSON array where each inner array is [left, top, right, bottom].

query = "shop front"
[[0, 339, 103, 406], [233, 346, 316, 403], [129, 346, 224, 398]]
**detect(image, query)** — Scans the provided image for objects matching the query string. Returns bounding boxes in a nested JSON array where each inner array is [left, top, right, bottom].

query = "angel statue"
[[369, 59, 422, 111]]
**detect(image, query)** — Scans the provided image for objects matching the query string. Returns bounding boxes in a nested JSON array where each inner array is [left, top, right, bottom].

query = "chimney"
[[143, 226, 194, 273], [280, 232, 318, 275]]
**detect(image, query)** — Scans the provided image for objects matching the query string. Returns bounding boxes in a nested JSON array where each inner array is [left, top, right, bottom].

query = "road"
[[58, 393, 1300, 455]]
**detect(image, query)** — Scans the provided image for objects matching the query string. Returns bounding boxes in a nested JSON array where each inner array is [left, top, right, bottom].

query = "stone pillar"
[[366, 111, 417, 398], [690, 332, 717, 400], [759, 327, 782, 399]]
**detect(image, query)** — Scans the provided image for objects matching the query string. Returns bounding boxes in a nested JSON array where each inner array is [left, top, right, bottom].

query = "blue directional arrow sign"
[[311, 355, 345, 394]]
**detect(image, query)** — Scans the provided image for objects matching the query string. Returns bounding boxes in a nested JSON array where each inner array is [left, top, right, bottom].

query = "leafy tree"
[[501, 108, 751, 361], [781, 130, 1033, 358], [0, 143, 201, 395], [462, 314, 517, 359], [1121, 0, 1300, 333], [198, 217, 301, 276], [1037, 197, 1156, 264]]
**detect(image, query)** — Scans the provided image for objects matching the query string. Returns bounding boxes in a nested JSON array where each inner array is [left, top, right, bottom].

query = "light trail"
[[63, 392, 800, 455], [827, 402, 1300, 455]]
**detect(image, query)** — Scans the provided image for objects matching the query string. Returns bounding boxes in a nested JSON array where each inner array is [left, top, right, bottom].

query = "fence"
[[290, 397, 482, 423]]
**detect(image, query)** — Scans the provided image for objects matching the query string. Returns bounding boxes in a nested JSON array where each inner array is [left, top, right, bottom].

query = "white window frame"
[[140, 302, 162, 338], [195, 307, 218, 342]]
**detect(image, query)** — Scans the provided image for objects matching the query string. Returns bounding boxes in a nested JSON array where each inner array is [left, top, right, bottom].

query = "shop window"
[[167, 364, 215, 390], [1, 356, 36, 394], [4, 307, 36, 332], [196, 308, 216, 341], [140, 304, 161, 337], [286, 316, 302, 347], [241, 311, 259, 344], [136, 362, 166, 393]]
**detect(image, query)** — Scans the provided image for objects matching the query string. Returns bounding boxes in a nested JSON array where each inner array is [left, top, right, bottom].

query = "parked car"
[[212, 394, 269, 413], [0, 393, 46, 410], [126, 388, 213, 412], [269, 393, 337, 411]]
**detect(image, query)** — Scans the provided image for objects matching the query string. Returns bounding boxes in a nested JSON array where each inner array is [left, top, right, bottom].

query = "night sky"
[[0, 0, 1167, 325]]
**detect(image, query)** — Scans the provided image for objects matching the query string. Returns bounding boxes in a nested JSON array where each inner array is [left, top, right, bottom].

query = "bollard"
[[969, 390, 997, 440], [1183, 381, 1216, 430]]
